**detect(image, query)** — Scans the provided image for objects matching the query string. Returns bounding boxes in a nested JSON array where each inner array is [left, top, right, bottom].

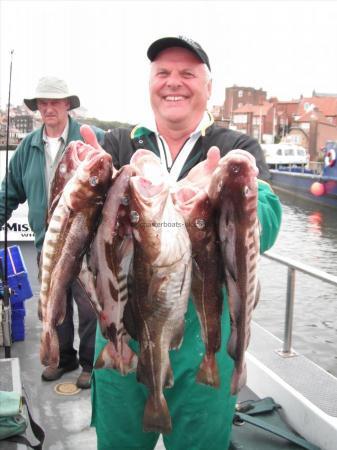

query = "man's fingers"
[[80, 125, 101, 149]]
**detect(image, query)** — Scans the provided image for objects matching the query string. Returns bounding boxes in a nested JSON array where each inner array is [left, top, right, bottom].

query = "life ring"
[[324, 149, 336, 167]]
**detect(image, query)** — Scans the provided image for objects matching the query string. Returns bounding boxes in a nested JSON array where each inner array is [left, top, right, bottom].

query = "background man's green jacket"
[[0, 116, 104, 251]]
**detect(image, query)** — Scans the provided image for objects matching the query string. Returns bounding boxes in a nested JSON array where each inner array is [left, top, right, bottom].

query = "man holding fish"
[[88, 36, 282, 449]]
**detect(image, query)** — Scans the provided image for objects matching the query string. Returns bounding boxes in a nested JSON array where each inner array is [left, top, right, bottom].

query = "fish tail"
[[143, 394, 172, 434], [40, 326, 59, 368], [196, 353, 220, 388], [94, 342, 121, 370], [230, 363, 247, 395]]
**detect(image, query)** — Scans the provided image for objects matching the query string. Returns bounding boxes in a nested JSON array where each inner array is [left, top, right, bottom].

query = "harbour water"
[[255, 189, 337, 377]]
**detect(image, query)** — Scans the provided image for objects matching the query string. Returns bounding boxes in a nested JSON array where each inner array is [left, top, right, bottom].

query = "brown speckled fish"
[[48, 125, 99, 217], [128, 149, 192, 434], [39, 147, 112, 368], [38, 131, 96, 320], [90, 164, 138, 374], [173, 147, 223, 388], [208, 149, 260, 395]]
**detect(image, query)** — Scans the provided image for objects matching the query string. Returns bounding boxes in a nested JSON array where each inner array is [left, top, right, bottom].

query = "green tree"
[[77, 117, 134, 131]]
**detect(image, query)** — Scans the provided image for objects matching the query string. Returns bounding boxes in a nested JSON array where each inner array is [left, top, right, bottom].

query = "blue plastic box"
[[11, 307, 26, 342], [0, 245, 33, 304]]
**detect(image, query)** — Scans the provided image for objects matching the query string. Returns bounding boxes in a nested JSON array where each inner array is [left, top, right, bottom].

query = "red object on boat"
[[310, 182, 325, 196]]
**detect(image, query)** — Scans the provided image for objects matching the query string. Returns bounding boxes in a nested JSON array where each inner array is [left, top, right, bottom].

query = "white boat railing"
[[263, 250, 337, 356], [270, 162, 323, 175]]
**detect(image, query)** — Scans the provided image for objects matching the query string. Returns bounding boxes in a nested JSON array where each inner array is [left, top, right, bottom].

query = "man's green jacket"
[[0, 116, 104, 251]]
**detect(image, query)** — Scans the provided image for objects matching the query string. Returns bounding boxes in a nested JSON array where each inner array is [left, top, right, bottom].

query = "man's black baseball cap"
[[147, 36, 211, 71]]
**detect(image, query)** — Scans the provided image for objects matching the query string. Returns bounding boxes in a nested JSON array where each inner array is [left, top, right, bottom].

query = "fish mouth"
[[68, 141, 95, 166], [131, 176, 165, 199], [84, 149, 109, 168], [77, 150, 112, 184], [173, 186, 198, 213], [222, 150, 259, 177], [173, 186, 209, 217], [130, 149, 165, 186]]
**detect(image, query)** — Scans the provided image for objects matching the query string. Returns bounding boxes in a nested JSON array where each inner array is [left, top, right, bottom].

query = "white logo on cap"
[[178, 35, 201, 50]]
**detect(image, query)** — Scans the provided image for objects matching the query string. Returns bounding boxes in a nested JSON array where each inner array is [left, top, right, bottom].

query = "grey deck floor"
[[1, 242, 259, 450], [0, 242, 165, 449]]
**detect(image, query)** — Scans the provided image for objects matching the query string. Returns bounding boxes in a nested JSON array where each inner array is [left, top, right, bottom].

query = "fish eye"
[[243, 186, 249, 196], [121, 196, 129, 206], [195, 218, 206, 229], [89, 176, 99, 186], [59, 163, 67, 174], [130, 210, 140, 224]]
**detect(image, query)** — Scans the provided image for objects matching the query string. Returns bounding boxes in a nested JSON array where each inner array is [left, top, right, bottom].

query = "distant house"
[[232, 101, 276, 143], [288, 107, 337, 161], [295, 96, 337, 126], [213, 88, 337, 157], [223, 86, 267, 122]]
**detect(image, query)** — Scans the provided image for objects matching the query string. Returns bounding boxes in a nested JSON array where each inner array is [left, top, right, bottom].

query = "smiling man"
[[93, 36, 282, 450], [149, 46, 212, 154]]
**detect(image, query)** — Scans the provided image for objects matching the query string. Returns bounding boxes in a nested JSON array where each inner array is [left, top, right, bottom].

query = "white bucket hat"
[[24, 76, 80, 111]]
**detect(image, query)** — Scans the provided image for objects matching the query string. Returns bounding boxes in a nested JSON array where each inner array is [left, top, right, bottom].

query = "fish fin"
[[120, 342, 138, 374], [122, 300, 138, 340], [143, 394, 172, 435], [191, 257, 202, 280], [37, 297, 43, 321], [47, 192, 62, 225], [169, 320, 185, 350], [164, 365, 174, 389], [40, 326, 59, 368], [196, 353, 220, 388], [227, 326, 238, 360], [220, 208, 238, 282], [136, 356, 149, 386], [94, 342, 121, 371], [179, 262, 189, 297], [254, 280, 261, 309], [222, 239, 238, 282], [231, 363, 247, 395], [148, 274, 169, 301]]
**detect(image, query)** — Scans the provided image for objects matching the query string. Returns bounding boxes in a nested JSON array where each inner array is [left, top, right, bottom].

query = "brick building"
[[287, 107, 337, 161], [231, 101, 276, 143], [223, 86, 267, 121]]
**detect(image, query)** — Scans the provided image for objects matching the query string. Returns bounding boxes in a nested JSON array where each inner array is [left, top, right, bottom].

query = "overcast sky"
[[1, 0, 336, 124]]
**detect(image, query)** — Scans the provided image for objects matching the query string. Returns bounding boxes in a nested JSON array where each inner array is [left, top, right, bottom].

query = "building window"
[[238, 90, 243, 97], [233, 114, 247, 124]]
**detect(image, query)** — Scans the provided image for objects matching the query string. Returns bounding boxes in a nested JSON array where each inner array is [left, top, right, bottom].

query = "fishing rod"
[[1, 49, 14, 358]]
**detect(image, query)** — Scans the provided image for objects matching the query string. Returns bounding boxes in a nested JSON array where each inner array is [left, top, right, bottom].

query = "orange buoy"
[[310, 182, 325, 196]]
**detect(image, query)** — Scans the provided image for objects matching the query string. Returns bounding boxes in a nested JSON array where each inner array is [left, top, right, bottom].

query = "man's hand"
[[80, 125, 102, 150]]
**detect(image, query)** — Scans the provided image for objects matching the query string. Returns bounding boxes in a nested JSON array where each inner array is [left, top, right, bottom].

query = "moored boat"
[[269, 141, 337, 209]]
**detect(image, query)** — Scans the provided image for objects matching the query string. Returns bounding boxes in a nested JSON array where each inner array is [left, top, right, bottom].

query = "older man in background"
[[0, 77, 104, 389]]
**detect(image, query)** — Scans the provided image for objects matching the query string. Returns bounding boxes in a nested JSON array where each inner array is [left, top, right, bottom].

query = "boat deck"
[[1, 242, 334, 449]]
